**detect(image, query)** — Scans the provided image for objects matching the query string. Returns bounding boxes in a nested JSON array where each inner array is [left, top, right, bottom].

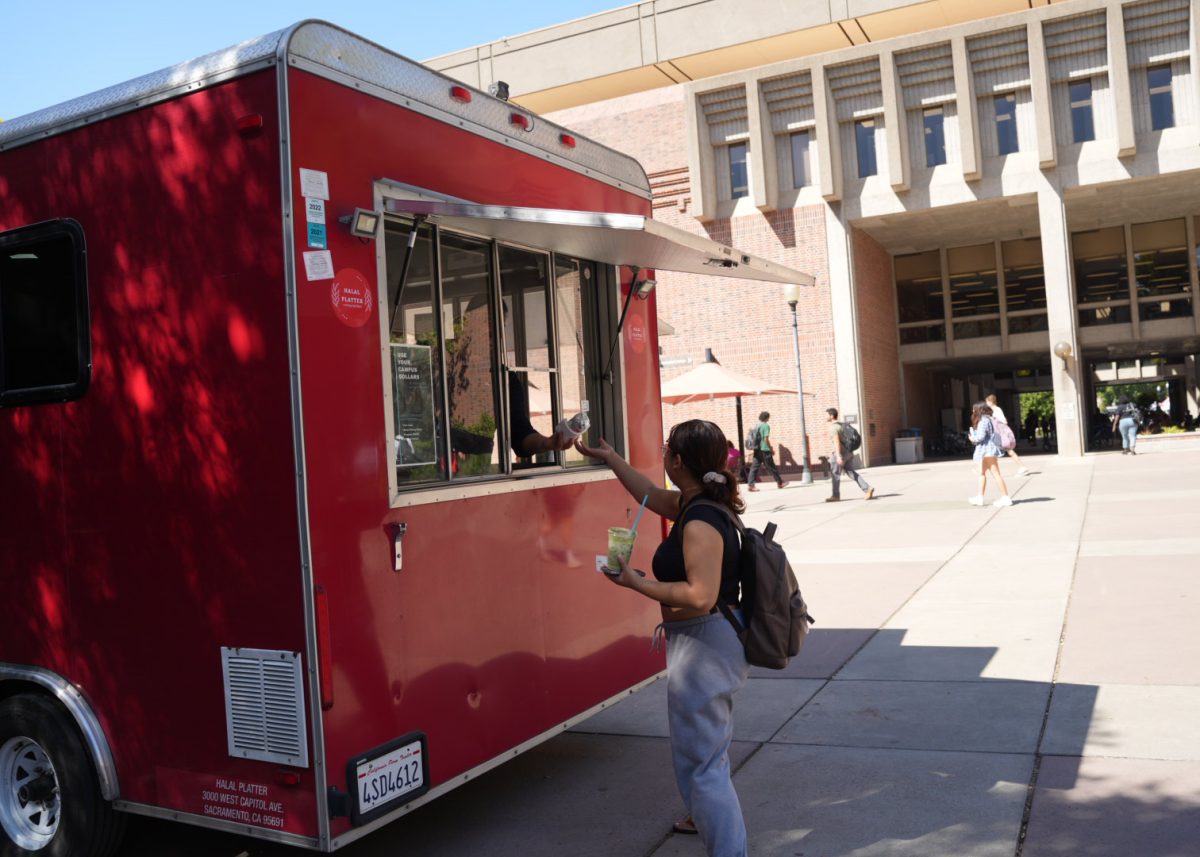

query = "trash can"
[[895, 435, 924, 464]]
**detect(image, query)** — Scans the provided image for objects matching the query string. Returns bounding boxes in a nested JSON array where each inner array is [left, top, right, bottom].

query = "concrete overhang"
[[426, 0, 1069, 114]]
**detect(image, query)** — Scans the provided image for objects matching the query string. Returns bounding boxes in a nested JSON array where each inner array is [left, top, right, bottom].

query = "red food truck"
[[0, 20, 806, 855]]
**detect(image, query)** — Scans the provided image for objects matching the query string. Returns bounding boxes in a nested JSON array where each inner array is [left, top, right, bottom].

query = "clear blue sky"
[[0, 0, 623, 121]]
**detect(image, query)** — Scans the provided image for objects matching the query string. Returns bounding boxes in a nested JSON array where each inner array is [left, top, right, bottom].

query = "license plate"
[[352, 736, 426, 820]]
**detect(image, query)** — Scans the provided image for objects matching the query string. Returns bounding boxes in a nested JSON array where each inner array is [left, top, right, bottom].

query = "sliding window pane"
[[441, 233, 502, 478], [554, 257, 601, 466], [385, 219, 446, 485], [500, 246, 557, 467]]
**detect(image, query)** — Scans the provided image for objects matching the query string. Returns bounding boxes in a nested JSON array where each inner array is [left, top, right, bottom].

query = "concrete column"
[[1188, 214, 1200, 337], [1108, 2, 1137, 158], [1192, 1, 1200, 143], [1037, 187, 1085, 457], [1027, 21, 1057, 169], [813, 64, 843, 202], [951, 36, 981, 181], [685, 89, 717, 221], [748, 79, 777, 212], [1124, 222, 1141, 341], [881, 50, 910, 192], [825, 204, 865, 454]]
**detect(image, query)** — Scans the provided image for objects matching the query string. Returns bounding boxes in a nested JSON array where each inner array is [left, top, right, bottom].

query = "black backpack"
[[744, 425, 761, 450], [839, 421, 862, 453], [689, 500, 814, 670]]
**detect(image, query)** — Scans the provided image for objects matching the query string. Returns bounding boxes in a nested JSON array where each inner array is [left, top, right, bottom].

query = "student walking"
[[746, 411, 786, 491], [985, 394, 1031, 476], [824, 407, 874, 503], [1112, 394, 1141, 455], [969, 402, 1013, 507], [576, 421, 750, 857]]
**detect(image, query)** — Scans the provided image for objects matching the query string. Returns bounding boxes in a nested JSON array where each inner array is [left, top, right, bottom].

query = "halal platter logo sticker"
[[627, 314, 646, 354], [330, 269, 374, 328]]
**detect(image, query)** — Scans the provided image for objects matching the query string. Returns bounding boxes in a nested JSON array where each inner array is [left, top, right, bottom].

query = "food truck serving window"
[[0, 219, 90, 407], [384, 216, 623, 489]]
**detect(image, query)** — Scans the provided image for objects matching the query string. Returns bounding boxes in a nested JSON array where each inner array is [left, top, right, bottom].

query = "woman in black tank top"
[[576, 420, 751, 856]]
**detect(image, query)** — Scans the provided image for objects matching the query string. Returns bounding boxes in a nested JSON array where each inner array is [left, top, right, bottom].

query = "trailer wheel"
[[0, 694, 123, 857]]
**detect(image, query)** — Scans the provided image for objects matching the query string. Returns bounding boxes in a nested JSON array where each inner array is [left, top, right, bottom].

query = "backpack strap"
[[683, 498, 751, 637]]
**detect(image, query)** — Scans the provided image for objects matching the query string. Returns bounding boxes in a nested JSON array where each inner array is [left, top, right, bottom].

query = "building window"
[[1132, 218, 1191, 321], [728, 141, 749, 199], [384, 218, 622, 490], [1148, 65, 1174, 130], [0, 219, 90, 407], [855, 119, 878, 178], [1073, 226, 1132, 327], [995, 93, 1019, 155], [1069, 79, 1095, 143], [789, 131, 810, 188], [894, 250, 945, 344], [923, 108, 946, 167], [1002, 237, 1048, 334], [948, 243, 1001, 339]]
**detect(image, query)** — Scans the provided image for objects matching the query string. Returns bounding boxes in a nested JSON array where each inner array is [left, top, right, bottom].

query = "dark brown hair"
[[666, 419, 745, 515], [970, 402, 993, 428]]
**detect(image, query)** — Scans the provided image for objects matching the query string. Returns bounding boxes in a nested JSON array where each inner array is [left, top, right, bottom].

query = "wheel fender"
[[0, 663, 120, 801]]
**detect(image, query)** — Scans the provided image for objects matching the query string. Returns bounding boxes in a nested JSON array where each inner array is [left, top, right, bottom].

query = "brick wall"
[[550, 90, 839, 473], [851, 227, 902, 465]]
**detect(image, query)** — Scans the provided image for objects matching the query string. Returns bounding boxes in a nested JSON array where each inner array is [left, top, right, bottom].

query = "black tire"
[[0, 693, 125, 857]]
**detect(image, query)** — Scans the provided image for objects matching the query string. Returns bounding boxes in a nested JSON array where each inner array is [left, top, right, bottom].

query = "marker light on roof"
[[449, 86, 472, 104], [509, 112, 532, 131], [559, 134, 576, 148]]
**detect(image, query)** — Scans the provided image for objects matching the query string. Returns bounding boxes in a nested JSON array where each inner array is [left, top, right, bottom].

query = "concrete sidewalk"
[[126, 447, 1200, 856]]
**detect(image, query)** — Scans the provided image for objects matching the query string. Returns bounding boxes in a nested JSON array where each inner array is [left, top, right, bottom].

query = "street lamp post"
[[782, 283, 813, 485]]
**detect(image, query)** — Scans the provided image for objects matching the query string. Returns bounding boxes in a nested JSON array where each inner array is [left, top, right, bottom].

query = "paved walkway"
[[126, 447, 1200, 856]]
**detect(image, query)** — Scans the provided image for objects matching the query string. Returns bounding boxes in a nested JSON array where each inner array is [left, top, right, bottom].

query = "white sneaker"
[[993, 495, 1014, 507], [1016, 467, 1031, 477], [968, 495, 985, 506]]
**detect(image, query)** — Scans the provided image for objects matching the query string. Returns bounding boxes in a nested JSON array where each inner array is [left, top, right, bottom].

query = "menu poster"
[[392, 344, 437, 467]]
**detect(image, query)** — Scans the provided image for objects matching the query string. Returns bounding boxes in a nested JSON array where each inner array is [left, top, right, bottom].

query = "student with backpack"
[[574, 420, 755, 856], [1112, 394, 1141, 454], [968, 402, 1013, 507], [984, 394, 1031, 476], [825, 407, 874, 502], [746, 411, 787, 491]]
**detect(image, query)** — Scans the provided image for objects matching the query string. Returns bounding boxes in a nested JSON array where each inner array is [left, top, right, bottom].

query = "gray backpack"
[[689, 500, 814, 670]]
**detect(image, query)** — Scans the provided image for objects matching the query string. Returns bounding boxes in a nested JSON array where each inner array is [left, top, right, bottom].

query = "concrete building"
[[430, 0, 1200, 464]]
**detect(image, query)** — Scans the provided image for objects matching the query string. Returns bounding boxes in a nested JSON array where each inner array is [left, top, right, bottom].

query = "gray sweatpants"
[[664, 611, 751, 857]]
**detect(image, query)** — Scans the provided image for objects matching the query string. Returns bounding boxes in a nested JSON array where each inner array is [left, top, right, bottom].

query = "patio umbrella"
[[660, 350, 797, 469]]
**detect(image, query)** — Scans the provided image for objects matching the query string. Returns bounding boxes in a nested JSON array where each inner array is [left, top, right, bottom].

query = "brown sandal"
[[672, 816, 698, 835]]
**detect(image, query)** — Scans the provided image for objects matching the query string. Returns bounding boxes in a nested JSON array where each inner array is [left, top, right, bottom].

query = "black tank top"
[[651, 500, 741, 605]]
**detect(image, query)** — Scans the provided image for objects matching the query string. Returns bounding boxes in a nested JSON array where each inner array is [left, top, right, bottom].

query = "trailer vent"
[[220, 647, 310, 768]]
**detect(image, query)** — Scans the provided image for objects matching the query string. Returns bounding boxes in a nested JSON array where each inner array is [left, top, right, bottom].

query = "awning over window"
[[383, 199, 815, 286]]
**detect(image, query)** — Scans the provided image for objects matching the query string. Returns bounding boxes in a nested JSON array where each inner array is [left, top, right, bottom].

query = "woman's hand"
[[575, 437, 617, 465], [602, 555, 646, 588]]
